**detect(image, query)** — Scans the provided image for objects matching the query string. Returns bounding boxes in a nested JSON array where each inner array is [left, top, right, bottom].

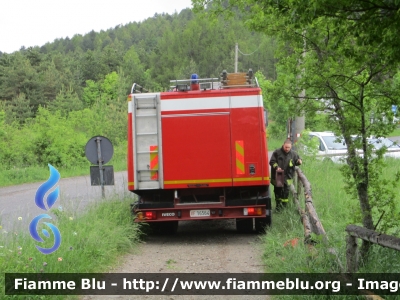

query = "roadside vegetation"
[[261, 158, 400, 299], [0, 148, 127, 188], [0, 150, 127, 188], [194, 0, 400, 262], [0, 95, 128, 188], [2, 3, 400, 299], [0, 195, 140, 299]]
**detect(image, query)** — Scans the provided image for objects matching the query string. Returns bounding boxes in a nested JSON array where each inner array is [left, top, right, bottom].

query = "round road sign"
[[85, 136, 114, 165]]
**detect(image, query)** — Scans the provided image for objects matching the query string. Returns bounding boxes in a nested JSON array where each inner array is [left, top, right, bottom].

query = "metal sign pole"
[[96, 137, 105, 198], [85, 135, 114, 190]]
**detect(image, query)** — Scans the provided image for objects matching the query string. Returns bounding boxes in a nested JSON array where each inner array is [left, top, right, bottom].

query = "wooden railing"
[[290, 167, 400, 274], [345, 225, 400, 273], [289, 167, 399, 299], [290, 167, 344, 272], [290, 167, 327, 243]]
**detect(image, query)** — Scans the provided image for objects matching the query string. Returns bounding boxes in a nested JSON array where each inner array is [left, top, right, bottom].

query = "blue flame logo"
[[29, 164, 62, 254]]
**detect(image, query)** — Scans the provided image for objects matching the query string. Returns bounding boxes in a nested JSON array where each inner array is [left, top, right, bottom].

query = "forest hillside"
[[0, 8, 276, 173]]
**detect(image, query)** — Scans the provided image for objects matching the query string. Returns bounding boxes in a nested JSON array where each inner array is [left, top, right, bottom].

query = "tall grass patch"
[[262, 158, 400, 274], [0, 195, 140, 298], [262, 158, 400, 299]]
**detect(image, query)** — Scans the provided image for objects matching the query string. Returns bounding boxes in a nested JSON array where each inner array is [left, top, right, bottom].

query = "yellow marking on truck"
[[150, 145, 158, 180], [235, 140, 245, 174], [233, 177, 263, 182]]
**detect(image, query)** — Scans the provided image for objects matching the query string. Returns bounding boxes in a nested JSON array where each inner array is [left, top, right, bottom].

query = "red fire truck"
[[127, 70, 271, 234]]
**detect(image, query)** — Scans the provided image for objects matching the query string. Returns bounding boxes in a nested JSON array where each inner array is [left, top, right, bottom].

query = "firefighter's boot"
[[276, 198, 288, 212]]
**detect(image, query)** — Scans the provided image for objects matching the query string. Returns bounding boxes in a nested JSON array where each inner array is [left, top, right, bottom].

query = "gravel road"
[[0, 170, 134, 230], [81, 219, 268, 300]]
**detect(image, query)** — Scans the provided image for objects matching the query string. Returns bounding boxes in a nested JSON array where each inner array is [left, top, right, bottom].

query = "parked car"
[[367, 137, 400, 159], [308, 132, 400, 162], [308, 132, 347, 163]]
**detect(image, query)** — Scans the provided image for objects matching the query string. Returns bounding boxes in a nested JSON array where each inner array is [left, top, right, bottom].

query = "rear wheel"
[[255, 196, 272, 233], [255, 213, 271, 233], [236, 218, 254, 233], [150, 221, 179, 235]]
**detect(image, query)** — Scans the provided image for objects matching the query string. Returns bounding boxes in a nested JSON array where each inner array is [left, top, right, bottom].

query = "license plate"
[[190, 209, 210, 217]]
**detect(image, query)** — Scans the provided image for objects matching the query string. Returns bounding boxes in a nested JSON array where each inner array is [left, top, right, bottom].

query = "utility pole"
[[293, 92, 305, 145], [292, 32, 306, 146], [234, 43, 238, 73]]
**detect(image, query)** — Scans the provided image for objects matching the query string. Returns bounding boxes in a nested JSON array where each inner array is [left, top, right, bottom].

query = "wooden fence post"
[[289, 184, 312, 243], [296, 170, 302, 197], [346, 234, 358, 273], [291, 167, 345, 272], [295, 168, 327, 238]]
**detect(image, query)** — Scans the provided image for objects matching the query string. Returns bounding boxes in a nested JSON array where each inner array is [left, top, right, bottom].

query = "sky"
[[0, 0, 193, 54]]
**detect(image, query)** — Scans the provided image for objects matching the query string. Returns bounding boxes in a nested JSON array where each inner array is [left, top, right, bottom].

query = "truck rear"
[[127, 70, 271, 234]]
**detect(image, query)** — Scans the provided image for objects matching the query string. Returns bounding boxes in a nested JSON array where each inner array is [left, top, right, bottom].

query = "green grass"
[[262, 158, 400, 299], [268, 135, 286, 151], [0, 195, 140, 299]]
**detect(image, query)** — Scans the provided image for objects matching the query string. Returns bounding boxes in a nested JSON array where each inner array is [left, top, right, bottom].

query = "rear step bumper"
[[132, 197, 271, 222]]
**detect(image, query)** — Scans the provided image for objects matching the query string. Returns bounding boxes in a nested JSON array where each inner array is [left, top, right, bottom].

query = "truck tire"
[[255, 214, 271, 233], [150, 221, 179, 235], [255, 196, 272, 233], [236, 218, 254, 233]]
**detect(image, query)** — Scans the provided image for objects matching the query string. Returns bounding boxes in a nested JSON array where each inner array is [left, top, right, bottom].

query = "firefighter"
[[269, 139, 302, 211]]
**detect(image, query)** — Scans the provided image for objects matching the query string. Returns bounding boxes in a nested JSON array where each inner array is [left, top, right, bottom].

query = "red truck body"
[[127, 73, 271, 233]]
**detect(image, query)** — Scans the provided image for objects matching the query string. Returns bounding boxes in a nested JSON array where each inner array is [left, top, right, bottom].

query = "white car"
[[367, 137, 400, 159], [309, 132, 400, 162], [309, 132, 347, 163]]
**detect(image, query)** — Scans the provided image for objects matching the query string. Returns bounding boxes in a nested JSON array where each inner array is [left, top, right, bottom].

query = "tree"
[[26, 47, 42, 66], [0, 52, 39, 103], [82, 30, 96, 51], [261, 0, 400, 65], [47, 85, 83, 115], [41, 61, 63, 101], [122, 46, 145, 85], [255, 71, 294, 138], [100, 72, 119, 103], [100, 45, 122, 75], [80, 50, 103, 82], [5, 93, 33, 125], [32, 107, 87, 168], [192, 0, 400, 260], [82, 80, 100, 107]]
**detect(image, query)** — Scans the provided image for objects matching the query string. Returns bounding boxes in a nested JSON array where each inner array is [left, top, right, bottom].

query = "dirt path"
[[0, 170, 270, 299], [82, 219, 269, 300]]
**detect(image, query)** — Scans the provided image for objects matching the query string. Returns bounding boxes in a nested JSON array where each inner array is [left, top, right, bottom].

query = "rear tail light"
[[243, 207, 263, 216], [144, 211, 157, 220]]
